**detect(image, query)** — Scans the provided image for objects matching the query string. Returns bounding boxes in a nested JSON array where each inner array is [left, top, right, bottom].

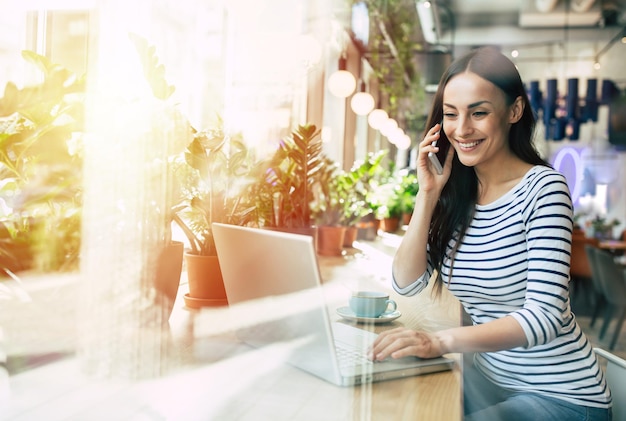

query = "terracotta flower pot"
[[184, 253, 228, 308], [343, 226, 358, 248], [356, 221, 377, 241], [153, 241, 184, 318], [382, 217, 400, 233], [317, 225, 346, 256]]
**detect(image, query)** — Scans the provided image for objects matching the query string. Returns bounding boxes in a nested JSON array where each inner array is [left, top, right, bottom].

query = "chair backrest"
[[594, 248, 626, 306], [594, 347, 626, 421], [571, 234, 599, 279], [585, 245, 606, 296]]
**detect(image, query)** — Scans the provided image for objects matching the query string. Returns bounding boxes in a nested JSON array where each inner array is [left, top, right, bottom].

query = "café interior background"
[[0, 0, 625, 258]]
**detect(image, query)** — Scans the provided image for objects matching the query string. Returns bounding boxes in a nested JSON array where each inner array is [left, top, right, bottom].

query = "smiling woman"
[[375, 46, 614, 421]]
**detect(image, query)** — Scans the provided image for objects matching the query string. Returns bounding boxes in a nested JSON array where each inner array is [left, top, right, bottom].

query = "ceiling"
[[341, 0, 626, 94], [426, 0, 626, 49]]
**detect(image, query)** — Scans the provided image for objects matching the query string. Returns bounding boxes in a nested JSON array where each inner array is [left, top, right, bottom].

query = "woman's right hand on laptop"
[[368, 327, 447, 361]]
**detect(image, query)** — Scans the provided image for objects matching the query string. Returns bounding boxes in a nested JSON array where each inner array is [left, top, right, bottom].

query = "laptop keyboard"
[[336, 345, 373, 369]]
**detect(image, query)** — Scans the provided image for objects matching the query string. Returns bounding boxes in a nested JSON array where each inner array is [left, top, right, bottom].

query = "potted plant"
[[313, 157, 347, 256], [349, 150, 388, 240], [378, 183, 403, 233], [129, 33, 190, 317], [171, 120, 257, 308], [313, 154, 386, 249], [250, 123, 323, 247], [365, 159, 404, 233], [397, 170, 419, 226], [589, 215, 620, 240], [0, 40, 188, 319]]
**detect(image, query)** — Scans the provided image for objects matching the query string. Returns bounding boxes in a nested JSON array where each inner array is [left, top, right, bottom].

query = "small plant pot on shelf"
[[343, 226, 358, 248], [356, 221, 377, 241], [183, 253, 228, 309], [382, 217, 400, 233], [356, 214, 381, 241], [317, 225, 346, 256]]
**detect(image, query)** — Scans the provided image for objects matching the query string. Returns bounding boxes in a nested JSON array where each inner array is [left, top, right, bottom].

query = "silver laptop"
[[212, 223, 455, 386]]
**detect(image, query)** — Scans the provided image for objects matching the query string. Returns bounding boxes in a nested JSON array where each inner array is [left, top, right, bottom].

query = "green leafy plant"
[[128, 31, 186, 244], [337, 150, 388, 227], [397, 170, 419, 216], [252, 123, 324, 229], [0, 51, 85, 275], [172, 120, 257, 256], [377, 183, 403, 219], [350, 0, 425, 119], [129, 32, 176, 101], [589, 215, 620, 239], [313, 156, 358, 227], [360, 153, 401, 220]]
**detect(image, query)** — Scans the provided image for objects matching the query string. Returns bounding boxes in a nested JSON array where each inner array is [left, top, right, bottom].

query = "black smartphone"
[[427, 121, 450, 175]]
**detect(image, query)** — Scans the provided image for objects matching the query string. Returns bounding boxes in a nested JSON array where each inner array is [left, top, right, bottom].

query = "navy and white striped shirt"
[[395, 166, 611, 409]]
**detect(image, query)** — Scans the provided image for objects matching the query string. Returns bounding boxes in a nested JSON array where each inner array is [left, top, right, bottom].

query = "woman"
[[369, 47, 612, 420]]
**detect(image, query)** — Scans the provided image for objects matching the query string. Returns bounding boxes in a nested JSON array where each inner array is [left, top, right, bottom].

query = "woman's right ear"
[[509, 96, 524, 124]]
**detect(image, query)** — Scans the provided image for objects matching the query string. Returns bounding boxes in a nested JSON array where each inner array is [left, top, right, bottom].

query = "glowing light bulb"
[[328, 70, 356, 98], [367, 109, 388, 129], [396, 134, 412, 150], [350, 92, 375, 115], [380, 118, 398, 137]]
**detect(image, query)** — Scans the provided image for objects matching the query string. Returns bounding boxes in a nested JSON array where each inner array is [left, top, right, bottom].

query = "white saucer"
[[336, 306, 401, 324]]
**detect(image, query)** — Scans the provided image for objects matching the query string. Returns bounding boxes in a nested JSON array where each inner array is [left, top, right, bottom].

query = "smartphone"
[[427, 121, 450, 175]]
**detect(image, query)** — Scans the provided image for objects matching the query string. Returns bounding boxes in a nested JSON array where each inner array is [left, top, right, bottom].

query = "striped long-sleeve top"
[[394, 165, 611, 409]]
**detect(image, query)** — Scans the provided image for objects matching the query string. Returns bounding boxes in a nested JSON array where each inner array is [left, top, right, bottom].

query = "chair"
[[594, 248, 626, 350], [570, 233, 599, 303], [584, 245, 608, 328], [594, 348, 626, 421]]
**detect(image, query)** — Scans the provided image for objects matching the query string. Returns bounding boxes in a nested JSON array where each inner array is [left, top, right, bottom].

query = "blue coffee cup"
[[349, 291, 397, 318]]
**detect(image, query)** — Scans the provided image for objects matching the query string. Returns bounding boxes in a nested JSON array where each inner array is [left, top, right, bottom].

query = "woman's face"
[[442, 71, 520, 171]]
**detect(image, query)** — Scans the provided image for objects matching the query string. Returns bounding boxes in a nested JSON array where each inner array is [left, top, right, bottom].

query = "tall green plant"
[[129, 32, 176, 101], [343, 150, 387, 224], [253, 124, 323, 229], [172, 121, 257, 256], [0, 51, 85, 274], [129, 32, 194, 253], [313, 152, 388, 227]]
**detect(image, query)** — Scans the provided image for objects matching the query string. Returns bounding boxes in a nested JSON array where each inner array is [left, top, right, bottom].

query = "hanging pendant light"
[[368, 108, 388, 130], [395, 134, 412, 150], [328, 55, 356, 98], [350, 80, 375, 115], [388, 126, 406, 145], [380, 117, 398, 137]]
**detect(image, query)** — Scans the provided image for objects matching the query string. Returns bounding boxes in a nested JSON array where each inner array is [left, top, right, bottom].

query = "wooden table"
[[1, 233, 463, 421], [598, 240, 626, 254]]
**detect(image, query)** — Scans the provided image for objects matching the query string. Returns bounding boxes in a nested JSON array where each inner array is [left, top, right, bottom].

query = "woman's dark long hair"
[[425, 46, 550, 295]]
